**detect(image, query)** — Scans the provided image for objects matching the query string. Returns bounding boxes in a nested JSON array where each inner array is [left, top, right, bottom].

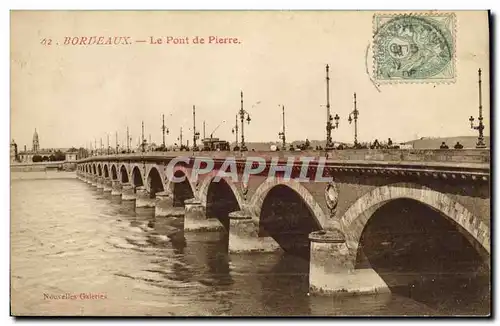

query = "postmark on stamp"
[[373, 13, 456, 83]]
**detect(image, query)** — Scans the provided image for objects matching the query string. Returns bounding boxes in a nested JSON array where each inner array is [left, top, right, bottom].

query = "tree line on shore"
[[31, 150, 66, 162]]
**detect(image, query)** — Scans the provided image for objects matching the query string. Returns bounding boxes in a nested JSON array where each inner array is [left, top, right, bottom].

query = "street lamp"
[[469, 68, 487, 148], [231, 114, 239, 150], [324, 64, 340, 149], [141, 121, 146, 153], [161, 114, 170, 148], [192, 105, 200, 151], [348, 92, 359, 147], [278, 104, 286, 149], [238, 91, 258, 151]]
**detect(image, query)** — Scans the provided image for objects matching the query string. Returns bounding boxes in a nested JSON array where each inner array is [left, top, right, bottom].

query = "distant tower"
[[10, 139, 17, 162], [32, 129, 39, 153]]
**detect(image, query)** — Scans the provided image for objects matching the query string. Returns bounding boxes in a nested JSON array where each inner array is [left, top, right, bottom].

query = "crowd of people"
[[109, 138, 468, 154]]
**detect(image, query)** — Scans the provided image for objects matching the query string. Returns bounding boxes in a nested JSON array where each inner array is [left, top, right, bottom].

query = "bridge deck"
[[77, 149, 490, 173]]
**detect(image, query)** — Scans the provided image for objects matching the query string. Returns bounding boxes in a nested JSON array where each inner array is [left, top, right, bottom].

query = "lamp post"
[[469, 68, 487, 149], [239, 91, 251, 151], [178, 127, 183, 148], [231, 114, 239, 150], [161, 114, 170, 148], [278, 104, 286, 149], [192, 105, 200, 151], [348, 92, 360, 147], [141, 121, 145, 153], [237, 91, 258, 151], [325, 64, 340, 149], [126, 126, 130, 153]]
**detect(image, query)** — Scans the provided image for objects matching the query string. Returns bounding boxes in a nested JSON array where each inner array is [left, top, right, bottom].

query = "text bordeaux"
[[63, 36, 132, 46], [61, 36, 240, 46]]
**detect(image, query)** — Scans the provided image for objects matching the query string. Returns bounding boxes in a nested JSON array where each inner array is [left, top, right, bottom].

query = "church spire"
[[32, 128, 39, 152]]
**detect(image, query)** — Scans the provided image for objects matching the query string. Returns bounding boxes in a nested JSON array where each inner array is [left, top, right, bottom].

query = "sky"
[[10, 10, 490, 150]]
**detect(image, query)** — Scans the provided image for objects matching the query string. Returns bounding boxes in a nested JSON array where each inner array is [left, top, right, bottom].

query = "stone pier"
[[135, 186, 155, 208], [96, 177, 104, 192], [155, 191, 181, 218], [184, 198, 223, 232], [121, 183, 136, 202], [111, 180, 122, 197], [103, 179, 112, 195], [308, 230, 389, 296], [90, 175, 97, 187], [228, 210, 282, 253]]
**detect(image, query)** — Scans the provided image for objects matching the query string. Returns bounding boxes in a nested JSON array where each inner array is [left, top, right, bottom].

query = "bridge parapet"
[[77, 148, 489, 165]]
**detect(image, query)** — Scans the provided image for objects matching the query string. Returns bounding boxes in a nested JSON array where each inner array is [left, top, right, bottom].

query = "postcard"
[[10, 10, 490, 317]]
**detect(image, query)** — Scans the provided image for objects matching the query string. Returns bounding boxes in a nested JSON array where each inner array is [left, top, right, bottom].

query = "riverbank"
[[10, 161, 77, 172], [10, 171, 76, 181]]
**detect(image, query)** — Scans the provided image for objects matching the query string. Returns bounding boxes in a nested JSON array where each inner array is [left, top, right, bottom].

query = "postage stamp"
[[373, 13, 456, 83]]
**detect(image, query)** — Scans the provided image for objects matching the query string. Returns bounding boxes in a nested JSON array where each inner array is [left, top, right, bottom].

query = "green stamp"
[[373, 13, 456, 82]]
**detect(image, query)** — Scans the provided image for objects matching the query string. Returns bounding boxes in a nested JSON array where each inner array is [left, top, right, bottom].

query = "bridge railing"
[[76, 148, 490, 165]]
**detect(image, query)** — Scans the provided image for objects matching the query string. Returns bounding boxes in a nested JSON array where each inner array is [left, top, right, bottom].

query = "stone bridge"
[[75, 149, 490, 296]]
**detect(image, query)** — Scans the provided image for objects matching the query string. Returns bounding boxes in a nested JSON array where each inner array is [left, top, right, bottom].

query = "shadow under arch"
[[198, 172, 245, 210], [92, 164, 97, 175], [97, 164, 102, 177], [205, 178, 241, 231], [120, 165, 129, 183], [147, 166, 164, 197], [131, 166, 143, 188], [259, 184, 321, 259], [168, 170, 194, 207], [104, 164, 109, 179], [111, 165, 118, 180], [248, 178, 328, 229]]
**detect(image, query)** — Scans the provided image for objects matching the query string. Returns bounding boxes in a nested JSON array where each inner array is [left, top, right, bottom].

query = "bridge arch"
[[146, 166, 164, 197], [97, 164, 102, 177], [92, 164, 96, 175], [111, 165, 118, 180], [131, 166, 144, 188], [249, 178, 327, 228], [120, 165, 129, 183], [104, 164, 109, 179], [340, 183, 490, 255], [198, 172, 245, 209], [199, 174, 243, 230], [249, 178, 325, 258], [165, 168, 195, 207], [85, 165, 88, 173]]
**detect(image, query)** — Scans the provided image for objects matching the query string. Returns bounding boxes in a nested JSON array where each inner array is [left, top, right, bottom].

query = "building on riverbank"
[[16, 129, 82, 163]]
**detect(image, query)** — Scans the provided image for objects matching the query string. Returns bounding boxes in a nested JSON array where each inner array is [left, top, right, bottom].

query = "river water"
[[10, 171, 489, 316]]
